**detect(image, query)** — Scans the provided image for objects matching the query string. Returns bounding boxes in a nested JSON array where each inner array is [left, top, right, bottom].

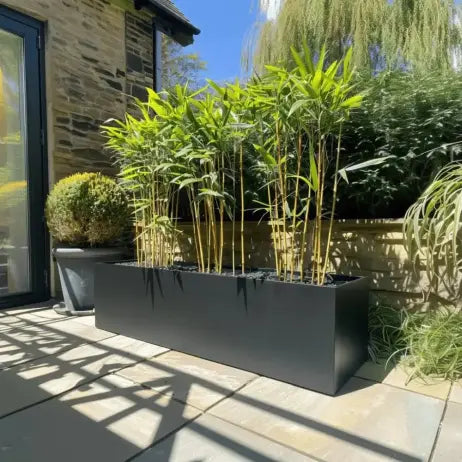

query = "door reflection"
[[0, 28, 30, 295]]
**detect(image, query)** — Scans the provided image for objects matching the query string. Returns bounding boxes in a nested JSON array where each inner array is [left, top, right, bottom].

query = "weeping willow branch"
[[247, 0, 462, 74]]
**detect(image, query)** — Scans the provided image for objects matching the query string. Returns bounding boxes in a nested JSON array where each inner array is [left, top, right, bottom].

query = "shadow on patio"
[[0, 307, 442, 461]]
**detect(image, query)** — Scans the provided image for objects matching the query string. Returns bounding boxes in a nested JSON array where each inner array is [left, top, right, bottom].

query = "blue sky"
[[175, 0, 462, 82], [175, 0, 263, 83]]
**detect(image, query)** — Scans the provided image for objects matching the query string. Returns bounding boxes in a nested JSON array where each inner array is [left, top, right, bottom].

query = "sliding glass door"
[[0, 7, 48, 308]]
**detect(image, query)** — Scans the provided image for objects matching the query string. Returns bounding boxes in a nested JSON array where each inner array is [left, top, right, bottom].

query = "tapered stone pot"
[[53, 248, 123, 316], [95, 263, 370, 395]]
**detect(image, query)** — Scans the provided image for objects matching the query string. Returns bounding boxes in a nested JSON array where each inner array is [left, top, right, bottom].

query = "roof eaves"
[[134, 0, 200, 40]]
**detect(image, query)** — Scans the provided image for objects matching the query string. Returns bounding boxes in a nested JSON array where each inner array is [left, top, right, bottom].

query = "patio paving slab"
[[0, 335, 168, 417], [1, 307, 460, 461], [355, 361, 452, 400], [0, 318, 115, 369], [449, 381, 462, 404], [117, 350, 257, 411], [133, 413, 314, 462], [69, 314, 96, 327], [2, 302, 55, 316], [209, 376, 444, 462], [0, 314, 59, 332], [12, 308, 67, 323], [0, 374, 201, 462], [431, 402, 462, 462]]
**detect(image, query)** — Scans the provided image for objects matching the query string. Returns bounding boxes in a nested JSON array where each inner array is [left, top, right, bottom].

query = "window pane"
[[0, 28, 30, 295]]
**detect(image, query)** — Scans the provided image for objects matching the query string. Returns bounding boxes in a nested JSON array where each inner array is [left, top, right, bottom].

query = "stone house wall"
[[1, 0, 157, 296], [2, 0, 154, 181]]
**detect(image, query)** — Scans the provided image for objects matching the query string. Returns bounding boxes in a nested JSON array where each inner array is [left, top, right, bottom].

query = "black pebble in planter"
[[94, 263, 369, 395]]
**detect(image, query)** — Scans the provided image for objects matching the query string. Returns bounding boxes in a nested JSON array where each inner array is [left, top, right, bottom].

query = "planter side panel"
[[95, 263, 338, 393], [334, 277, 370, 391]]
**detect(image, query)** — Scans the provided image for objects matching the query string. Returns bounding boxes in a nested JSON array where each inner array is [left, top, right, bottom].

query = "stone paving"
[[0, 303, 460, 462]]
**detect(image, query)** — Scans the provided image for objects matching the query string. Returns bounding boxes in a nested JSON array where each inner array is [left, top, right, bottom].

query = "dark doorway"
[[0, 7, 49, 308]]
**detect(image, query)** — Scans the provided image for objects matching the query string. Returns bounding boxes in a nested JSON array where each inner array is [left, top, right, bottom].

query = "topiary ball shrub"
[[46, 172, 129, 247]]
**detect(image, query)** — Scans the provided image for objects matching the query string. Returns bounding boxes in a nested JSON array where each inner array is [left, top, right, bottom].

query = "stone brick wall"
[[328, 220, 431, 308], [2, 0, 154, 181], [125, 11, 154, 108]]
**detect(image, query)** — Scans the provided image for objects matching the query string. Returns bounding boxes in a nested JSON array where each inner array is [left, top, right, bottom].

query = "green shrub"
[[368, 302, 412, 363], [404, 310, 462, 381], [369, 303, 462, 381], [337, 71, 462, 218], [46, 172, 129, 247]]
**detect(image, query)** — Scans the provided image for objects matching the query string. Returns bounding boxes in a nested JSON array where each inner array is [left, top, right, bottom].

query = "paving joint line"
[[115, 358, 261, 415], [203, 407, 328, 462], [428, 397, 450, 462], [0, 315, 66, 333], [123, 369, 262, 460], [0, 348, 166, 420], [199, 374, 329, 462], [125, 373, 327, 462], [201, 373, 261, 414], [125, 413, 203, 462], [0, 331, 119, 373], [352, 375, 450, 401]]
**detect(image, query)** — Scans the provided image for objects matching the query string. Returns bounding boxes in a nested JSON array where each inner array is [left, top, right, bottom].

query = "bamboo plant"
[[103, 89, 182, 267], [104, 45, 377, 286], [249, 46, 363, 284]]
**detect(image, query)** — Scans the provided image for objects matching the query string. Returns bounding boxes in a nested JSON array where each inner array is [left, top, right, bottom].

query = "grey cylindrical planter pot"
[[54, 248, 123, 315]]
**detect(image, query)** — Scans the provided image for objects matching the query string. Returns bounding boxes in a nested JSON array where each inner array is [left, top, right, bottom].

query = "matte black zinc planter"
[[95, 263, 369, 395]]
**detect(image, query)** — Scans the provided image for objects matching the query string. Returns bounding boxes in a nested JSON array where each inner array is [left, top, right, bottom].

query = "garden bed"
[[94, 261, 369, 395]]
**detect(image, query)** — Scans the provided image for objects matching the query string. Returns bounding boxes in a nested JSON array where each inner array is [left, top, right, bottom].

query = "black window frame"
[[0, 6, 49, 309]]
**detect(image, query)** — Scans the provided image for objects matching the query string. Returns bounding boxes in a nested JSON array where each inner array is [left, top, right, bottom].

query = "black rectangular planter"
[[95, 263, 369, 395]]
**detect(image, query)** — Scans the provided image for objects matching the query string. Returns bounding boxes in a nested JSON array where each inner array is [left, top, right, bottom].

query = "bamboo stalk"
[[240, 143, 245, 274], [321, 127, 343, 284], [189, 191, 201, 269], [232, 145, 237, 276], [267, 184, 279, 276], [273, 176, 282, 278], [276, 120, 288, 281], [218, 149, 226, 274], [317, 141, 326, 284], [219, 199, 224, 273], [205, 200, 211, 272], [312, 136, 323, 283], [290, 132, 303, 281], [299, 186, 312, 281]]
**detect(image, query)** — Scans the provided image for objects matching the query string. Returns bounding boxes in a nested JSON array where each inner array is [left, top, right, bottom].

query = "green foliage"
[[404, 309, 462, 381], [104, 45, 378, 283], [404, 163, 462, 301], [369, 303, 462, 381], [246, 2, 462, 220], [368, 303, 420, 363], [104, 84, 243, 270], [249, 0, 462, 75], [162, 36, 206, 90], [248, 46, 365, 284], [337, 71, 462, 218], [45, 172, 129, 247]]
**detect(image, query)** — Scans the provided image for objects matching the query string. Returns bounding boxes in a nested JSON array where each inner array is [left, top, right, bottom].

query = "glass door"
[[0, 7, 48, 308]]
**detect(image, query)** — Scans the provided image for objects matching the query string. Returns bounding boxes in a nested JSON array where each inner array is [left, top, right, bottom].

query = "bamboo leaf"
[[291, 46, 308, 77], [343, 156, 394, 172]]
